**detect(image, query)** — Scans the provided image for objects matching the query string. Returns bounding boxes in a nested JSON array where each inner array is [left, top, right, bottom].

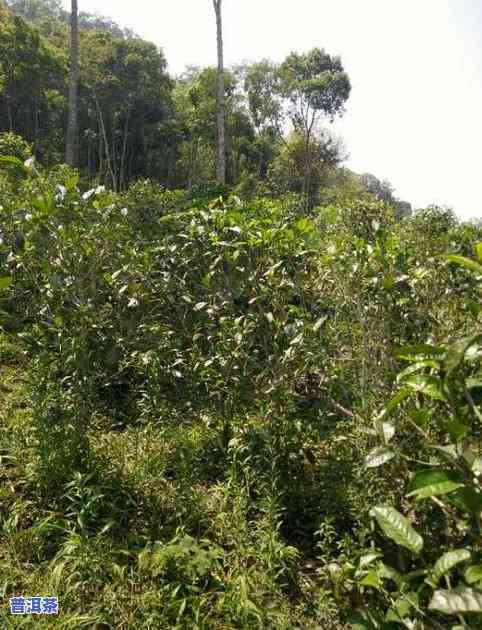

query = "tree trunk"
[[120, 102, 131, 191], [93, 91, 115, 190], [65, 0, 79, 166], [302, 112, 316, 209], [213, 0, 226, 184], [6, 93, 13, 131]]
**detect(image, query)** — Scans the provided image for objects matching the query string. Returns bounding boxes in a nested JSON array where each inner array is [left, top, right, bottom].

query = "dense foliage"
[[1, 1, 480, 628], [0, 141, 480, 628], [0, 0, 411, 216]]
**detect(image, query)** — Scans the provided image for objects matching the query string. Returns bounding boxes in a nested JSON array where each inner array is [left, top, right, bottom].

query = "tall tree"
[[279, 48, 351, 207], [0, 11, 65, 161], [65, 0, 78, 166], [212, 0, 225, 184]]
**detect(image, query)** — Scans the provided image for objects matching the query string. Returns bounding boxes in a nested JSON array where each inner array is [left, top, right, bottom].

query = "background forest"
[[1, 1, 482, 629], [0, 0, 411, 213]]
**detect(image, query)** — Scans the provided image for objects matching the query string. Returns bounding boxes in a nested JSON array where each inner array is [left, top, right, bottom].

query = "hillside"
[[1, 1, 482, 629]]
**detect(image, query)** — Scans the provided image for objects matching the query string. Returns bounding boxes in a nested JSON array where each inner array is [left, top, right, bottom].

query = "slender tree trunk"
[[192, 137, 199, 187], [120, 102, 131, 191], [111, 119, 118, 190], [6, 91, 13, 130], [213, 0, 226, 184], [93, 92, 115, 190], [188, 138, 194, 191], [302, 112, 317, 209], [97, 127, 103, 182], [66, 0, 79, 166], [303, 138, 312, 209]]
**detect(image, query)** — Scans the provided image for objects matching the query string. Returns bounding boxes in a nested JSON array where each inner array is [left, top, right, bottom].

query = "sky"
[[62, 0, 482, 219]]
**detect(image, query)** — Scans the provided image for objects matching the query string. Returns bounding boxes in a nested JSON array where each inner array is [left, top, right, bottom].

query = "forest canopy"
[[0, 0, 412, 215]]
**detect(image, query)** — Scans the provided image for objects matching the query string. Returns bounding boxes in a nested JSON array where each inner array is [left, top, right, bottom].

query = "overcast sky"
[[62, 0, 482, 219]]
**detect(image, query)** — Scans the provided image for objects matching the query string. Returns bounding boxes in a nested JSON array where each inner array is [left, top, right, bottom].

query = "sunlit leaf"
[[395, 344, 444, 361], [370, 506, 423, 554], [359, 570, 382, 590], [396, 360, 437, 382], [465, 565, 482, 585], [431, 549, 471, 584], [365, 446, 395, 468], [407, 469, 463, 499], [290, 333, 303, 346], [358, 552, 382, 569], [373, 421, 395, 443], [445, 334, 482, 375], [404, 374, 446, 400], [0, 155, 26, 170], [445, 254, 482, 276], [429, 587, 482, 614], [378, 563, 403, 586], [313, 315, 327, 332], [474, 243, 482, 264]]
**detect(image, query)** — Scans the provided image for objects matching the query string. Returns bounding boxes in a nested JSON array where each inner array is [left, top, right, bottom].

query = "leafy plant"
[[354, 246, 482, 628]]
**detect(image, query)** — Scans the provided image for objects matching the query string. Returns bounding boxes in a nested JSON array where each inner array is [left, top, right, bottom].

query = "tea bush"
[[1, 155, 482, 628]]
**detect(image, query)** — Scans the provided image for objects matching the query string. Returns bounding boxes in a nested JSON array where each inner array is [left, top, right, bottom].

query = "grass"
[[0, 333, 351, 628]]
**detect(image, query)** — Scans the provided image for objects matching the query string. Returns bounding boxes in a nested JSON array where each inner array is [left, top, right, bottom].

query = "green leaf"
[[465, 565, 482, 585], [365, 446, 396, 468], [448, 486, 482, 514], [0, 155, 26, 170], [429, 586, 482, 614], [410, 409, 431, 427], [373, 388, 411, 423], [65, 172, 79, 190], [370, 506, 423, 554], [396, 360, 437, 383], [444, 416, 469, 442], [446, 254, 482, 276], [347, 609, 383, 630], [0, 277, 12, 290], [465, 299, 481, 317], [382, 274, 395, 291], [378, 563, 403, 587], [386, 593, 418, 621], [360, 570, 382, 590], [395, 344, 444, 361], [374, 421, 395, 444], [445, 334, 482, 376], [475, 243, 482, 263], [358, 552, 382, 569], [431, 549, 471, 584], [404, 374, 446, 401], [407, 469, 463, 499]]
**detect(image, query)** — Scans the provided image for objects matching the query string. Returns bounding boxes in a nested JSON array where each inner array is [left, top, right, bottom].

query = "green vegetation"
[[0, 0, 410, 213], [1, 1, 482, 629], [1, 145, 482, 628]]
